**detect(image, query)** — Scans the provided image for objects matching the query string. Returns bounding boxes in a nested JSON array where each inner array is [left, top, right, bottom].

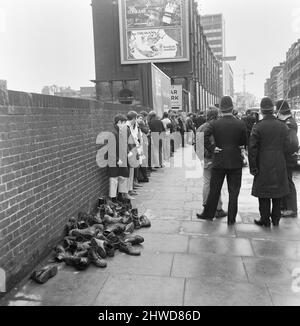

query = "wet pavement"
[[1, 146, 300, 306]]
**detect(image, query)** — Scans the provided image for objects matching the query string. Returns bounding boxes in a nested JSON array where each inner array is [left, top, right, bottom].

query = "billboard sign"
[[118, 0, 190, 64], [151, 64, 171, 117], [171, 85, 182, 110]]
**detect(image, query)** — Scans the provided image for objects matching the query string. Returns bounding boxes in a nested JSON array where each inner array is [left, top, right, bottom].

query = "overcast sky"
[[1, 0, 300, 99]]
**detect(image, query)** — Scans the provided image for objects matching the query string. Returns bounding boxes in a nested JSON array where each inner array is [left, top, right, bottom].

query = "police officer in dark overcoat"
[[248, 98, 290, 227]]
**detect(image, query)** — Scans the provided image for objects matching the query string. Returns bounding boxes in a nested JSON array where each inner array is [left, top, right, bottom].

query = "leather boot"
[[88, 248, 107, 268], [31, 265, 58, 284], [69, 227, 99, 241], [91, 238, 107, 258], [98, 197, 107, 207], [131, 209, 141, 229], [140, 215, 151, 228], [254, 219, 271, 228], [103, 231, 120, 249], [64, 256, 91, 270], [103, 214, 123, 225], [118, 241, 141, 256], [105, 223, 126, 235], [124, 235, 144, 245], [124, 222, 135, 234], [104, 242, 115, 257]]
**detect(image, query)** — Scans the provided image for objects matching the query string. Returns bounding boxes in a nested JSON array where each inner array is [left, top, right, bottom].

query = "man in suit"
[[197, 96, 247, 225], [249, 98, 290, 227]]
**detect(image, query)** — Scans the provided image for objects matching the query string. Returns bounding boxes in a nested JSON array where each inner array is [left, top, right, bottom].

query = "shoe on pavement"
[[69, 228, 99, 241], [64, 256, 91, 271], [215, 209, 228, 218], [118, 241, 141, 256], [121, 211, 132, 224], [88, 213, 103, 226], [196, 213, 213, 221], [98, 197, 107, 207], [31, 265, 58, 284], [124, 235, 144, 246], [102, 231, 120, 249], [272, 219, 280, 227], [104, 242, 115, 257], [281, 210, 298, 218], [124, 222, 135, 234], [131, 209, 141, 229], [140, 215, 151, 228], [91, 238, 107, 258], [88, 248, 107, 268], [105, 223, 126, 235], [254, 219, 271, 228], [103, 214, 123, 225]]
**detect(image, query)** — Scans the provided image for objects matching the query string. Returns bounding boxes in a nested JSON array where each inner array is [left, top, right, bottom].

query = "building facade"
[[200, 13, 234, 97], [286, 39, 300, 108], [264, 78, 271, 98], [265, 38, 300, 108], [91, 0, 221, 113]]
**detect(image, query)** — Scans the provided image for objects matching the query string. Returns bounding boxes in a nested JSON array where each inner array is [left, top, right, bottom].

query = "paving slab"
[[189, 237, 254, 257], [94, 275, 185, 306], [171, 253, 248, 282], [138, 233, 189, 254], [184, 278, 272, 306], [251, 238, 300, 260], [179, 221, 236, 238]]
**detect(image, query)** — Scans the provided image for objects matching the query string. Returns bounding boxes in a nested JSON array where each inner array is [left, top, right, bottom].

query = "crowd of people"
[[106, 95, 299, 228], [107, 109, 198, 203]]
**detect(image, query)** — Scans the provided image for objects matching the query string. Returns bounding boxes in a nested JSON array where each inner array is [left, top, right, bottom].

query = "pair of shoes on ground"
[[254, 218, 280, 228], [196, 210, 236, 225], [31, 265, 58, 284]]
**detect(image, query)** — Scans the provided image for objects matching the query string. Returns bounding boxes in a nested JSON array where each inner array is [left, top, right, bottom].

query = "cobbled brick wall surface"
[[0, 90, 146, 293]]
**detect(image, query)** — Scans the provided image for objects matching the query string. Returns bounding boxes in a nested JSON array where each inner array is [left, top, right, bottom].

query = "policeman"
[[197, 96, 247, 225], [276, 100, 299, 218], [249, 98, 290, 227]]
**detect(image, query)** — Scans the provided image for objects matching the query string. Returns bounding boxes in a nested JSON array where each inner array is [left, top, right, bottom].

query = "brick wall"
[[0, 90, 148, 294]]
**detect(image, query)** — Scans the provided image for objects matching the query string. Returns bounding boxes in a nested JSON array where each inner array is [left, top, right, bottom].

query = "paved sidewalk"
[[2, 146, 300, 306]]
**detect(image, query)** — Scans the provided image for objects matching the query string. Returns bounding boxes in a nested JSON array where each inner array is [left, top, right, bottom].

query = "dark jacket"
[[107, 126, 131, 178], [194, 116, 206, 129], [204, 116, 247, 169], [186, 117, 195, 132], [282, 116, 299, 168], [248, 115, 290, 198], [138, 121, 150, 135], [148, 118, 165, 133]]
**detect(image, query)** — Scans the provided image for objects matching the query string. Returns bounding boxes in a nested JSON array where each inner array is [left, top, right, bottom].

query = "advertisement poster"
[[171, 85, 183, 110], [118, 0, 190, 64], [151, 64, 171, 117]]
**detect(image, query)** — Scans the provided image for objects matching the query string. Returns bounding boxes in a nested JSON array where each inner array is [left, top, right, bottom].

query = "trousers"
[[259, 198, 281, 223], [203, 168, 242, 222], [109, 176, 128, 198]]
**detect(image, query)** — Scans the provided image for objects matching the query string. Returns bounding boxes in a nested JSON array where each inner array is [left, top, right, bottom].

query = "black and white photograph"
[[1, 0, 300, 315]]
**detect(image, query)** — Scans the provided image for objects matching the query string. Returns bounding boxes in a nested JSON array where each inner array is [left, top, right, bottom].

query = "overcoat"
[[248, 115, 290, 198]]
